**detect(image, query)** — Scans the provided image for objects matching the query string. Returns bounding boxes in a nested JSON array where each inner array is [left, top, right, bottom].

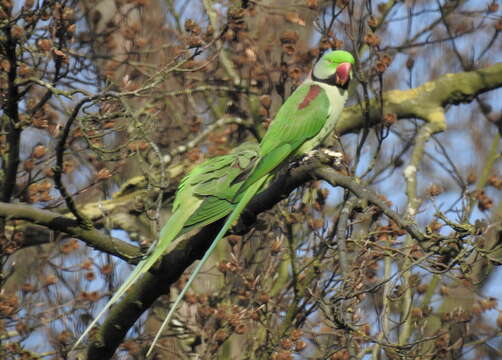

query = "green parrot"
[[147, 50, 355, 356], [72, 142, 260, 351]]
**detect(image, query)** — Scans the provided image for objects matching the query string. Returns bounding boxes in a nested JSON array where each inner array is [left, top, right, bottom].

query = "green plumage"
[[73, 142, 260, 351]]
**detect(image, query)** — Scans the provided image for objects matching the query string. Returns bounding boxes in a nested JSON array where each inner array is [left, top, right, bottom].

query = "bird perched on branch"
[[73, 142, 261, 350], [147, 49, 355, 356]]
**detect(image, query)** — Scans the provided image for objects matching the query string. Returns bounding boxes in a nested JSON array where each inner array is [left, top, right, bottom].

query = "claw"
[[321, 149, 344, 167], [289, 150, 320, 169]]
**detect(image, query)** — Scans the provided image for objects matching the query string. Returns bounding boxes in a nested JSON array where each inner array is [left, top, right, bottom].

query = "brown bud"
[[100, 264, 113, 275], [37, 38, 53, 52], [96, 168, 112, 180], [411, 307, 423, 319], [282, 44, 296, 56], [307, 0, 318, 9], [488, 175, 502, 189], [476, 190, 493, 211], [234, 322, 247, 334], [496, 19, 502, 31], [43, 275, 58, 286], [67, 23, 76, 33], [32, 145, 47, 159], [467, 169, 477, 185], [223, 29, 235, 41], [258, 293, 269, 304], [367, 15, 378, 29], [271, 238, 282, 255], [319, 36, 331, 50], [128, 141, 150, 152], [363, 32, 380, 47], [81, 260, 93, 270], [44, 167, 55, 177], [258, 106, 268, 117], [214, 329, 227, 343], [11, 25, 24, 40], [488, 2, 499, 13], [217, 261, 229, 273], [427, 220, 442, 233], [187, 35, 203, 48], [85, 272, 96, 281], [285, 12, 305, 26], [39, 191, 52, 202], [480, 297, 497, 310], [260, 95, 272, 109], [52, 48, 68, 63], [1, 59, 10, 72], [280, 338, 293, 350], [23, 160, 35, 171], [57, 330, 72, 344], [280, 30, 299, 44], [374, 60, 387, 73], [428, 184, 443, 197], [288, 65, 302, 80], [290, 328, 302, 340], [383, 113, 397, 126]]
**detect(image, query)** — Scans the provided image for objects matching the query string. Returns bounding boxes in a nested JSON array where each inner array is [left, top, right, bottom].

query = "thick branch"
[[336, 62, 502, 135], [0, 202, 141, 260]]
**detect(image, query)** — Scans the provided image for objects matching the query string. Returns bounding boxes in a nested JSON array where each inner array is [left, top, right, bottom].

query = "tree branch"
[[313, 167, 429, 243], [336, 62, 502, 135], [0, 202, 141, 261]]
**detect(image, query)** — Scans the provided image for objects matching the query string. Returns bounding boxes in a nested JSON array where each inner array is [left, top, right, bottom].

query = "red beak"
[[335, 62, 352, 87]]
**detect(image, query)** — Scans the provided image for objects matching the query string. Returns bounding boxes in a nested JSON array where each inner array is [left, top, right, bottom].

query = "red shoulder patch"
[[298, 84, 322, 110]]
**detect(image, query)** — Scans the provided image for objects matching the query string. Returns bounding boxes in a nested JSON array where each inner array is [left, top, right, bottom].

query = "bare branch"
[[0, 202, 141, 261]]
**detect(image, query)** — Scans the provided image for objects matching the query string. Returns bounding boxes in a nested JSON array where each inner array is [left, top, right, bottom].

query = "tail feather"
[[146, 176, 269, 357], [72, 209, 192, 351]]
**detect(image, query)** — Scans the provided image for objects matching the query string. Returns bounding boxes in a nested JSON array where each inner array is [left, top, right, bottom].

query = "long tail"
[[72, 209, 193, 351], [146, 176, 268, 357]]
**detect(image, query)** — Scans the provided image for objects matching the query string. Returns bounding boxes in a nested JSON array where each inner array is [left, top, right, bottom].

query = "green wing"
[[239, 83, 330, 191], [261, 83, 330, 154], [175, 144, 259, 232]]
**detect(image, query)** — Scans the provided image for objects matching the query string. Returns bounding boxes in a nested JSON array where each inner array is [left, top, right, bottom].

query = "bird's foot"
[[290, 149, 344, 169], [320, 149, 344, 168], [289, 150, 320, 169]]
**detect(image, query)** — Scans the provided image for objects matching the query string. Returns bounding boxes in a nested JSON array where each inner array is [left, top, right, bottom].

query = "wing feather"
[[239, 83, 329, 192]]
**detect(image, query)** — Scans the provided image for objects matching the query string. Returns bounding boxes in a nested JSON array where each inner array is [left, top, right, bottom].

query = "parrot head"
[[312, 50, 355, 89]]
